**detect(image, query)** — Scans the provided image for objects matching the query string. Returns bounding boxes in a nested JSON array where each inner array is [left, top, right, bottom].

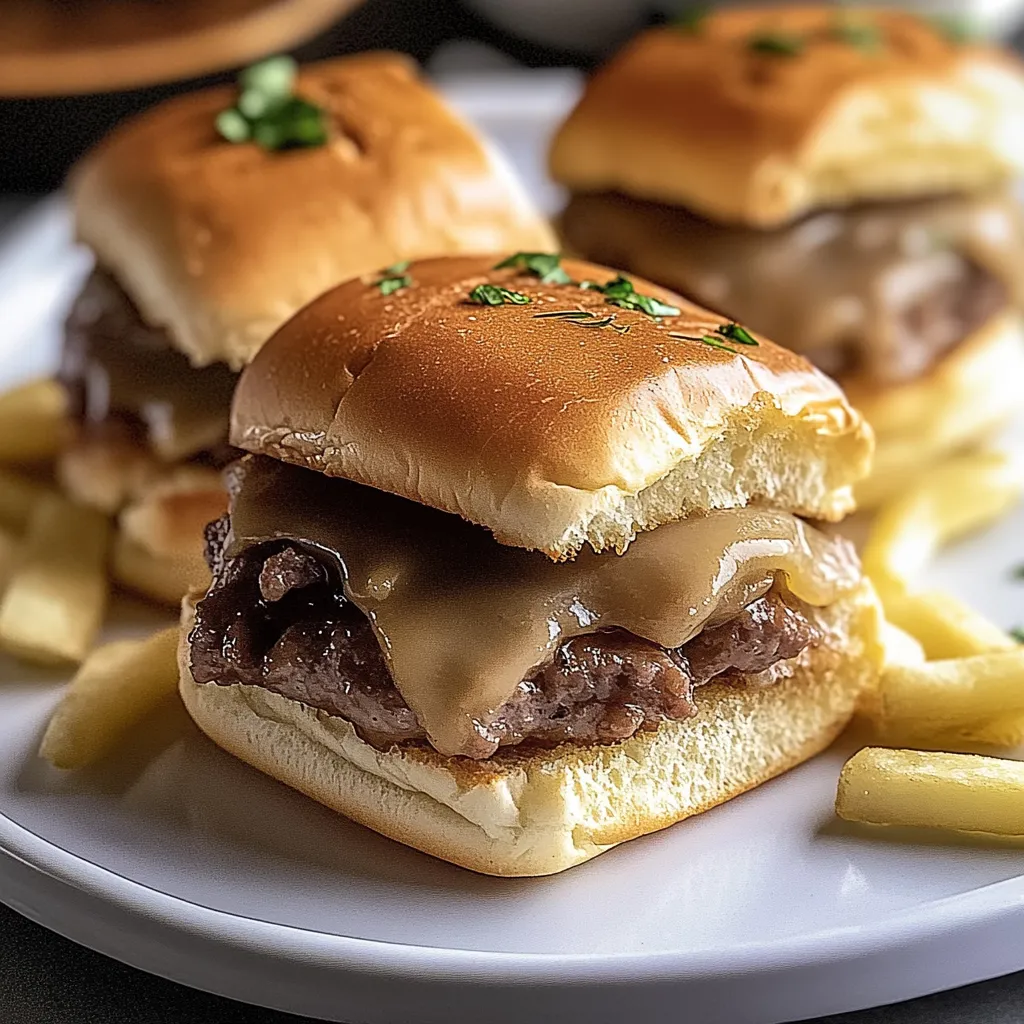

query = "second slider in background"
[[551, 5, 1024, 508], [58, 51, 555, 607]]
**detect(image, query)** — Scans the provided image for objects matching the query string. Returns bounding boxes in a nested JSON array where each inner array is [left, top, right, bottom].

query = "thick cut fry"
[[0, 467, 55, 533], [0, 378, 67, 464], [863, 450, 1024, 601], [837, 747, 1024, 835], [0, 495, 110, 664], [39, 627, 180, 770], [885, 591, 1017, 661], [873, 651, 1024, 739]]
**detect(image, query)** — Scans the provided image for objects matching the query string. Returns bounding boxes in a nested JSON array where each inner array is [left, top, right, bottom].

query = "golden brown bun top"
[[550, 8, 1024, 226], [231, 255, 872, 557], [71, 53, 556, 369]]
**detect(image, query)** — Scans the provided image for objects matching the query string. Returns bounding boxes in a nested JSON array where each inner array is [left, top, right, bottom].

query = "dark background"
[[2, 0, 628, 193], [5, 1, 1024, 1020]]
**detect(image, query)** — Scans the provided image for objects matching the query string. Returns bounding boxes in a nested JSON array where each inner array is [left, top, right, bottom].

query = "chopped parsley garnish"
[[580, 276, 680, 318], [375, 261, 411, 296], [831, 18, 883, 52], [533, 309, 594, 320], [669, 321, 760, 354], [717, 322, 758, 346], [533, 309, 630, 332], [494, 252, 573, 285], [468, 284, 531, 306], [674, 6, 708, 34], [930, 14, 980, 44], [1011, 626, 1024, 644], [748, 30, 805, 57], [216, 55, 328, 151]]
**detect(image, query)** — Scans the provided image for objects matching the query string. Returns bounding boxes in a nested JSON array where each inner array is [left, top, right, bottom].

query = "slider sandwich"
[[59, 53, 555, 604], [551, 7, 1024, 507], [180, 254, 883, 876]]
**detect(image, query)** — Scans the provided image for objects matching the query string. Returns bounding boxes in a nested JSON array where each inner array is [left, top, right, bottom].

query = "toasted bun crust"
[[550, 11, 1024, 226], [852, 310, 1024, 508], [179, 581, 883, 876], [111, 469, 226, 605], [71, 53, 556, 370], [231, 255, 872, 557]]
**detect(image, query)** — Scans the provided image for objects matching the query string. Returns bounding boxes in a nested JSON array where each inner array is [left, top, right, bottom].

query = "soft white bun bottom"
[[178, 583, 882, 876], [852, 311, 1024, 509]]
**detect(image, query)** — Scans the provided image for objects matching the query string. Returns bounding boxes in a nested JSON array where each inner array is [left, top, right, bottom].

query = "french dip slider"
[[551, 7, 1024, 506], [59, 52, 555, 604], [180, 253, 883, 876]]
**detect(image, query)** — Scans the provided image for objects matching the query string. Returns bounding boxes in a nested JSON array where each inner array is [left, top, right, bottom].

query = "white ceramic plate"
[[3, 79, 1024, 1024]]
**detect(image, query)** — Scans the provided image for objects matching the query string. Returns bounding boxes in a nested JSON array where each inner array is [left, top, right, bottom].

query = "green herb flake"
[[239, 55, 298, 99], [1010, 564, 1024, 581], [468, 284, 531, 306], [216, 56, 328, 151], [668, 331, 739, 353], [674, 6, 708, 34], [533, 309, 594, 320], [215, 108, 250, 143], [582, 276, 680, 318], [748, 30, 805, 57], [495, 252, 573, 285], [1012, 626, 1024, 644], [930, 14, 981, 44], [831, 18, 883, 52], [717, 322, 758, 346]]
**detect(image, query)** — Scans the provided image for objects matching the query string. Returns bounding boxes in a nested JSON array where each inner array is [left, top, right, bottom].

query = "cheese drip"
[[228, 456, 861, 757]]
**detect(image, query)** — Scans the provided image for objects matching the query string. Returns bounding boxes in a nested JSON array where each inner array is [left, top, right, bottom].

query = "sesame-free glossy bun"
[[550, 9, 1024, 226], [231, 255, 872, 557], [71, 52, 556, 370]]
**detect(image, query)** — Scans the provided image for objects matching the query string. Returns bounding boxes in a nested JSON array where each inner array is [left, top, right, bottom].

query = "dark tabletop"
[[5, 3, 1024, 1020]]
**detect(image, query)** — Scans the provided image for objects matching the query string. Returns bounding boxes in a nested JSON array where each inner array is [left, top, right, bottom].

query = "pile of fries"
[[0, 379, 180, 769], [838, 450, 1024, 836]]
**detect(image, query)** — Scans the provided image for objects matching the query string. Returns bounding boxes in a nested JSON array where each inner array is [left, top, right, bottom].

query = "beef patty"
[[61, 269, 238, 466], [190, 516, 823, 759]]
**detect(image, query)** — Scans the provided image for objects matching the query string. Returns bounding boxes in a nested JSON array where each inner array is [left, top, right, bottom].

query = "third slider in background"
[[551, 5, 1024, 507]]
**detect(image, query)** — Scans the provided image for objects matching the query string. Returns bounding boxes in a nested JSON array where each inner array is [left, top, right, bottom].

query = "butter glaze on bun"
[[179, 584, 883, 876], [550, 9, 1024, 226], [231, 255, 872, 558], [71, 53, 556, 370]]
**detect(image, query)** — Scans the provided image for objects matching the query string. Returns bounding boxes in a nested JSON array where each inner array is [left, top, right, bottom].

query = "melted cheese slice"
[[229, 456, 861, 757]]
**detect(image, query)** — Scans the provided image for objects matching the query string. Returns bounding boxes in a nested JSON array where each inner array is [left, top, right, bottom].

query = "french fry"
[[39, 627, 180, 770], [0, 378, 67, 464], [0, 467, 55, 533], [884, 591, 1016, 661], [0, 495, 110, 664], [862, 450, 1024, 601], [873, 651, 1024, 740], [837, 747, 1024, 835], [880, 621, 926, 667]]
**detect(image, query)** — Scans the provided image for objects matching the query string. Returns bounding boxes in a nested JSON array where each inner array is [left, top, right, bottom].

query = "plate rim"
[[4, 807, 1024, 983]]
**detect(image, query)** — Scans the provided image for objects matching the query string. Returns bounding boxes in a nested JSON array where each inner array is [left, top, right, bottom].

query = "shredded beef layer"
[[60, 269, 238, 467], [190, 516, 822, 758]]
